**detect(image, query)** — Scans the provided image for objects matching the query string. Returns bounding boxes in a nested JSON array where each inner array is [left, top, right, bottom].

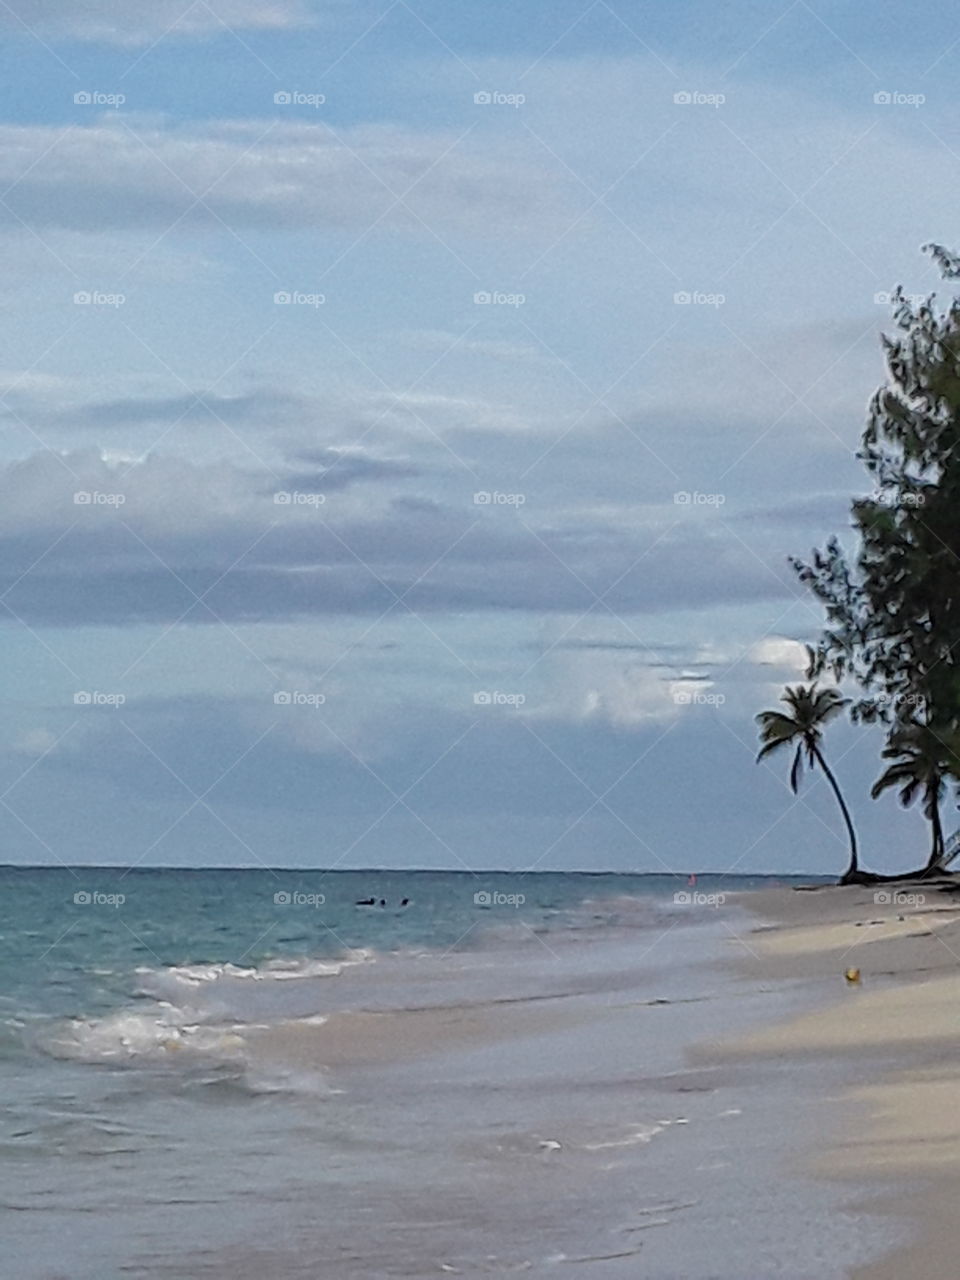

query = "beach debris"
[[844, 967, 861, 984]]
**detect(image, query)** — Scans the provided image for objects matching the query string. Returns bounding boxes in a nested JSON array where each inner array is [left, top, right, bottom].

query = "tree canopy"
[[783, 244, 960, 878]]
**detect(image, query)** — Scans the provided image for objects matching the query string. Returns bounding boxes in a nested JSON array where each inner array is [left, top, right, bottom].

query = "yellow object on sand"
[[845, 967, 861, 985]]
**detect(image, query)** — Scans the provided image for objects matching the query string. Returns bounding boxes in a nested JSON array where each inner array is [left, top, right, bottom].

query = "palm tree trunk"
[[926, 793, 945, 870], [813, 746, 859, 880]]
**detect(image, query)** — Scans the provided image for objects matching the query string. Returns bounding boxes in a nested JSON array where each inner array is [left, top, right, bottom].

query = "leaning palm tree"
[[871, 721, 960, 872], [756, 684, 860, 882]]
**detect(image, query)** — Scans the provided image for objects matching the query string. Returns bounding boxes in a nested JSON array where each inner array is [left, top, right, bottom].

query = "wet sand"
[[225, 908, 903, 1278], [725, 878, 960, 1279]]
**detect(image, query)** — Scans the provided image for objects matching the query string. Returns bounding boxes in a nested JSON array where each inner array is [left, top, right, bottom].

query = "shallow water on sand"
[[0, 869, 898, 1277]]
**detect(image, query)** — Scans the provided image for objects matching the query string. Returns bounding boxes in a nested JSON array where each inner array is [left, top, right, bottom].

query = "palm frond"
[[756, 737, 791, 763]]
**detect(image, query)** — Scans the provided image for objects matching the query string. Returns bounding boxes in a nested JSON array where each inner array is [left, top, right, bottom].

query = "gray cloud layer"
[[0, 450, 797, 627]]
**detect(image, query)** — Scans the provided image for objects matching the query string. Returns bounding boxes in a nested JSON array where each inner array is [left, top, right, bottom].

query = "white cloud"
[[13, 727, 59, 756], [527, 633, 824, 732], [0, 119, 575, 237], [1, 0, 314, 45], [748, 636, 809, 672]]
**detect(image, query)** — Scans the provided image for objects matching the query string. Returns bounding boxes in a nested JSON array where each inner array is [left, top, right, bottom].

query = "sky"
[[0, 0, 957, 873]]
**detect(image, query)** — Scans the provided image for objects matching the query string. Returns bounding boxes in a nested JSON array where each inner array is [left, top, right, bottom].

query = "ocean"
[[0, 867, 893, 1279]]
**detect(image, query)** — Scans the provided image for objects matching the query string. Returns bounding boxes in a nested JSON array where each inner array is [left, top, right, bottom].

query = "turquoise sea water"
[[0, 866, 800, 1023], [4, 867, 868, 1280]]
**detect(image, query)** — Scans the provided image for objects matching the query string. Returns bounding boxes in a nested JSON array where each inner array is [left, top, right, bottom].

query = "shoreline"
[[8, 875, 951, 1278], [7, 888, 891, 1280], [722, 878, 960, 1278]]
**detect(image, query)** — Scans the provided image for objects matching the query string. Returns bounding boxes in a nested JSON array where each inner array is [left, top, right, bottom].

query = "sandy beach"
[[724, 878, 960, 1279]]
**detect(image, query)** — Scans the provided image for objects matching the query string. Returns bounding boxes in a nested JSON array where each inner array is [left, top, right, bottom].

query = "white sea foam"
[[35, 948, 378, 1067], [582, 1123, 668, 1150], [36, 1008, 248, 1064], [135, 949, 372, 991]]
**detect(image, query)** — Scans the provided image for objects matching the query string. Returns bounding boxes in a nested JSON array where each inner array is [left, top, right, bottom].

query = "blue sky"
[[0, 0, 956, 872]]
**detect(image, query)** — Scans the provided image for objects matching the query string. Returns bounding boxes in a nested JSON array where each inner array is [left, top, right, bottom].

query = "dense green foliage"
[[761, 245, 960, 878]]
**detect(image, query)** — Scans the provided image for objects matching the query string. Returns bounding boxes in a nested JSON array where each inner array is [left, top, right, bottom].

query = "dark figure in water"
[[400, 898, 410, 907], [356, 898, 375, 906], [378, 899, 387, 907]]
